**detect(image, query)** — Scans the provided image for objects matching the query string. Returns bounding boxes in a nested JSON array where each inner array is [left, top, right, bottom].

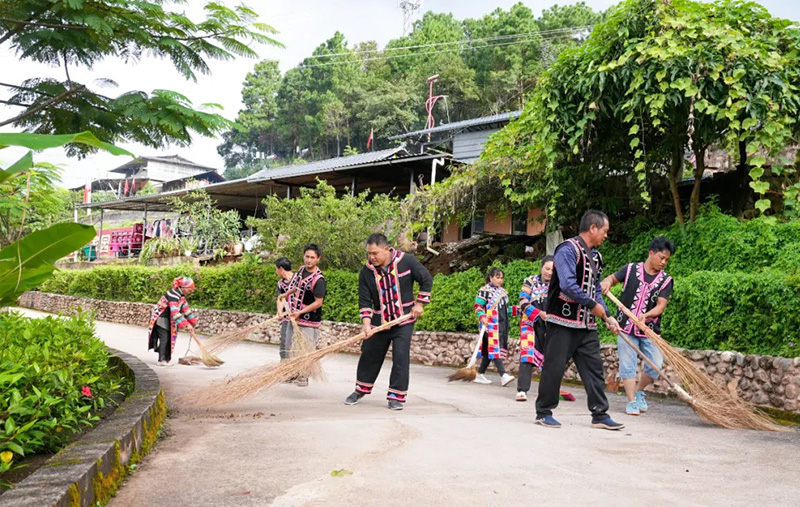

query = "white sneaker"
[[501, 373, 515, 387], [473, 374, 492, 384], [516, 391, 528, 402]]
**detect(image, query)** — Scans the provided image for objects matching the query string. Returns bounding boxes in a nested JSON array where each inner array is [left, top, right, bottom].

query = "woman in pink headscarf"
[[147, 276, 198, 366]]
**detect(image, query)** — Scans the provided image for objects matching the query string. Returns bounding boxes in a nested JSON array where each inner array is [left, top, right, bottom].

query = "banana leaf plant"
[[0, 132, 133, 305]]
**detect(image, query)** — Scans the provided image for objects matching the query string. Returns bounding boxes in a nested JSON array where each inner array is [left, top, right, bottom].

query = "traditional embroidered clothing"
[[474, 283, 516, 360], [287, 266, 326, 328], [276, 275, 293, 360], [354, 249, 433, 403], [546, 237, 605, 330], [615, 262, 673, 336], [518, 274, 546, 366], [536, 236, 612, 420], [147, 281, 198, 362]]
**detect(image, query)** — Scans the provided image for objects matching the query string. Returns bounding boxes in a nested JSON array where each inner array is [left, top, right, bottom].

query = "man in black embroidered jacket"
[[344, 233, 433, 411], [535, 210, 625, 431]]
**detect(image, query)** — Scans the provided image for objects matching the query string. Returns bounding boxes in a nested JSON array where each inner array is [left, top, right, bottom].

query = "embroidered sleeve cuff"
[[525, 306, 542, 321], [416, 292, 431, 304], [360, 308, 374, 319]]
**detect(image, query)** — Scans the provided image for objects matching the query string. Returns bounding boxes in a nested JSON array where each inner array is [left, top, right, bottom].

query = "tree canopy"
[[216, 2, 605, 172], [0, 0, 280, 156], [413, 0, 800, 233]]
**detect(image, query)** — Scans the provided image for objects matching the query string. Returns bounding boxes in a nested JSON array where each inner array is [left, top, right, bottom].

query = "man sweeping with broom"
[[601, 236, 675, 416], [344, 233, 433, 411], [284, 244, 326, 387], [535, 210, 625, 430]]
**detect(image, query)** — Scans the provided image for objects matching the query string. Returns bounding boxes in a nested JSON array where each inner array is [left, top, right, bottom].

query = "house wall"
[[527, 208, 546, 236], [453, 129, 500, 162], [145, 161, 208, 183], [440, 206, 546, 242]]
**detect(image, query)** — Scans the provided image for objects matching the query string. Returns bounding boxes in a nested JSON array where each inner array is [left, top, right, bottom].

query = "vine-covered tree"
[[413, 0, 800, 233]]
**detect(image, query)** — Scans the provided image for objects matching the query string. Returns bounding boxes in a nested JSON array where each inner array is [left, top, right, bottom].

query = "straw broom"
[[184, 313, 413, 407], [605, 291, 782, 431], [448, 327, 486, 382], [189, 329, 224, 367], [283, 299, 324, 381], [203, 288, 297, 355]]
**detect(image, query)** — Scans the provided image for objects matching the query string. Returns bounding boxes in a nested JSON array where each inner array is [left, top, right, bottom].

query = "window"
[[512, 211, 528, 236], [472, 210, 485, 235]]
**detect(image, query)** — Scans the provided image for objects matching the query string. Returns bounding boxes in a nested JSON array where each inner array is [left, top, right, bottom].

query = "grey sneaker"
[[388, 400, 404, 411], [344, 391, 365, 405]]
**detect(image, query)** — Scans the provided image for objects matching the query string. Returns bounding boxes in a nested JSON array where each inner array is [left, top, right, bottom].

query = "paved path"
[[20, 309, 800, 506]]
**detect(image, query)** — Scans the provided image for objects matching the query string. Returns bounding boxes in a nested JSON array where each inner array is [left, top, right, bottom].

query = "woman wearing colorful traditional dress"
[[147, 276, 198, 366], [473, 267, 516, 386], [516, 257, 575, 402]]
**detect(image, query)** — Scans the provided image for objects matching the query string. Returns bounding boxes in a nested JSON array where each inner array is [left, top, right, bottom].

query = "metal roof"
[[109, 154, 219, 174], [78, 150, 449, 213], [390, 111, 522, 140], [247, 146, 408, 182]]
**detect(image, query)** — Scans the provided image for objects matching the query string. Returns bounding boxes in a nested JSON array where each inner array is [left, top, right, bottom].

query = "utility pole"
[[399, 0, 423, 36]]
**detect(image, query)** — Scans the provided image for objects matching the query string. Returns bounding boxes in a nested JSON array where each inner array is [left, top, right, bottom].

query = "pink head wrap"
[[172, 276, 195, 291]]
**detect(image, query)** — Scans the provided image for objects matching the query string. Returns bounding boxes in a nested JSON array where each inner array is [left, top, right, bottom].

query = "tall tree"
[[0, 0, 280, 156]]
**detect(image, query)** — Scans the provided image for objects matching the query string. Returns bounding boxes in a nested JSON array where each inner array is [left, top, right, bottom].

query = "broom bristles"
[[191, 333, 224, 367], [182, 314, 413, 408], [448, 366, 477, 382], [289, 319, 324, 380], [205, 316, 281, 355], [606, 292, 783, 431]]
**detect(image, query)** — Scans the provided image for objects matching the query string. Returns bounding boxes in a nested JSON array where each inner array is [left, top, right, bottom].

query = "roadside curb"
[[0, 349, 166, 507]]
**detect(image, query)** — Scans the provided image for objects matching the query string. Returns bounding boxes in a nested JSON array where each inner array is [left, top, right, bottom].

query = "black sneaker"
[[388, 400, 404, 411], [344, 391, 365, 405], [591, 416, 625, 430]]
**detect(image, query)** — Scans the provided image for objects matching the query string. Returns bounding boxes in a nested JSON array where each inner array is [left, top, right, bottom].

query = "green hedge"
[[602, 207, 800, 277], [38, 256, 798, 357], [0, 312, 127, 474]]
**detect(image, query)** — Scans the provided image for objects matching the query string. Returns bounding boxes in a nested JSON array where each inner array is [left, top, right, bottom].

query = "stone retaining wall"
[[18, 291, 800, 415], [1, 348, 166, 507]]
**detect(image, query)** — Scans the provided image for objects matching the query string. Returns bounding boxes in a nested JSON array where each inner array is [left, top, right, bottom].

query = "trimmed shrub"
[[38, 254, 799, 357]]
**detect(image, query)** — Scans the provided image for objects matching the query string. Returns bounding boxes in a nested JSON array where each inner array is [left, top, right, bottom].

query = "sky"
[[1, 0, 798, 189]]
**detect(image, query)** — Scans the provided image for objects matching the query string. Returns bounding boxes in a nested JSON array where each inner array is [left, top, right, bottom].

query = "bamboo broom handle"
[[604, 292, 695, 404], [605, 291, 663, 343], [357, 313, 415, 341]]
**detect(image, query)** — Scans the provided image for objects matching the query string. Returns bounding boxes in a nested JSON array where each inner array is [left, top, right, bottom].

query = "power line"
[[300, 25, 593, 61], [297, 29, 590, 69]]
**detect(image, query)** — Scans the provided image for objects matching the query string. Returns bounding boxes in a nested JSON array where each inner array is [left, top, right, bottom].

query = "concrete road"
[[19, 310, 800, 507]]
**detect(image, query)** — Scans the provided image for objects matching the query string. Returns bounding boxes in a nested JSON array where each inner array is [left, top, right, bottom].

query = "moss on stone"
[[67, 483, 81, 507], [131, 389, 166, 465], [91, 441, 124, 506]]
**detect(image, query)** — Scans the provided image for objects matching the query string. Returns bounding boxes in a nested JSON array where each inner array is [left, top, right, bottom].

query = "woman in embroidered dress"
[[473, 267, 516, 386], [147, 276, 198, 366]]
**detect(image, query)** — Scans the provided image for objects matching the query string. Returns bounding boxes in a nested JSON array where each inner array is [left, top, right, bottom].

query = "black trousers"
[[478, 356, 506, 375], [535, 323, 608, 418], [154, 325, 171, 362], [517, 362, 535, 392], [356, 323, 414, 401]]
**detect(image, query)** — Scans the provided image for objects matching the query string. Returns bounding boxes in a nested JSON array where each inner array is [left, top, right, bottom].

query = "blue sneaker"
[[535, 415, 562, 428], [635, 391, 648, 412], [625, 401, 640, 416], [591, 416, 625, 430]]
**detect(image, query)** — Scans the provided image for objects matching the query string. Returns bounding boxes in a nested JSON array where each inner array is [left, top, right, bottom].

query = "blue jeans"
[[617, 332, 662, 380]]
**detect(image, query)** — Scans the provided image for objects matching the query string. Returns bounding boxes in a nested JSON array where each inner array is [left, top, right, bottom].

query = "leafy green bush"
[[662, 270, 800, 358], [0, 312, 127, 473], [38, 254, 799, 357], [602, 206, 800, 277]]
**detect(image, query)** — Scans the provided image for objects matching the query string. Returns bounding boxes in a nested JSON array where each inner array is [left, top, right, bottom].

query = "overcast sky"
[[1, 0, 797, 189]]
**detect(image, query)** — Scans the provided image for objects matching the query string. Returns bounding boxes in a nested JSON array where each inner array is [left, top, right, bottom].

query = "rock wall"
[[18, 291, 800, 415]]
